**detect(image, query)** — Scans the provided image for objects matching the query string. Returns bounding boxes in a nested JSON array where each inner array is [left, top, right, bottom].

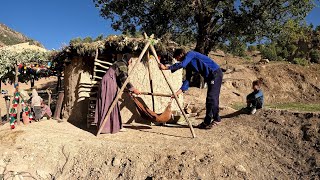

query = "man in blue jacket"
[[159, 49, 223, 129]]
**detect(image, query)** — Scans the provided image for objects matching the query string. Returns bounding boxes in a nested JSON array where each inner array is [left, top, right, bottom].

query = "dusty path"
[[0, 109, 318, 179]]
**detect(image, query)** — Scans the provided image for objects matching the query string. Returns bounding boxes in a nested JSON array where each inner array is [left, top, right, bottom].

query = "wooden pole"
[[96, 41, 151, 136], [149, 44, 196, 138], [146, 51, 155, 111], [5, 96, 10, 122], [53, 91, 64, 120], [15, 62, 18, 84], [47, 89, 52, 110], [17, 103, 21, 125], [134, 92, 172, 97]]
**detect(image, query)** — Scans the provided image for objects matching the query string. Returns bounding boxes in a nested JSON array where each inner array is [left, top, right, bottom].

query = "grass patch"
[[231, 103, 246, 111], [266, 103, 320, 112], [231, 102, 320, 112]]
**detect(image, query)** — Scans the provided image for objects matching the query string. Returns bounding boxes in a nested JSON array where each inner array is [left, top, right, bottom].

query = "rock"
[[112, 157, 121, 167], [225, 69, 233, 74], [259, 59, 270, 64], [236, 165, 247, 173]]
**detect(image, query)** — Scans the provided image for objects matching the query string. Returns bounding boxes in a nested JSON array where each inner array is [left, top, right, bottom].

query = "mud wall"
[[62, 57, 93, 125], [63, 54, 183, 125]]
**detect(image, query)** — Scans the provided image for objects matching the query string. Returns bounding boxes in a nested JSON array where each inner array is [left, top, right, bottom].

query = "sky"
[[0, 0, 319, 50]]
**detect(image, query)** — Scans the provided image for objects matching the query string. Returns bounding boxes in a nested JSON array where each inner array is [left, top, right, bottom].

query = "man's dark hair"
[[253, 78, 263, 87], [173, 48, 186, 58]]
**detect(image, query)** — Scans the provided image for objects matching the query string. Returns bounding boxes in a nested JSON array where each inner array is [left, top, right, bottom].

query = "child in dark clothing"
[[246, 79, 264, 114]]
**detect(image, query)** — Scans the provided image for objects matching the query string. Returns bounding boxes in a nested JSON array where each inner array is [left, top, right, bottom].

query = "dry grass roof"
[[54, 35, 179, 61]]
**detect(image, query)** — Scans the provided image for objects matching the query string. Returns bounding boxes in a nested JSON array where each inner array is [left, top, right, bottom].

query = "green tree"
[[94, 0, 315, 55], [94, 34, 104, 41], [70, 37, 82, 45], [83, 37, 93, 43], [228, 37, 246, 57]]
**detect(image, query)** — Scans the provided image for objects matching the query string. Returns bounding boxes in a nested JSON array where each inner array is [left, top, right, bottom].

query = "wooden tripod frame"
[[96, 34, 196, 138]]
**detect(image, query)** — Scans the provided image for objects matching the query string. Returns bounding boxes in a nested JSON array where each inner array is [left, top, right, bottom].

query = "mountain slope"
[[0, 23, 43, 48]]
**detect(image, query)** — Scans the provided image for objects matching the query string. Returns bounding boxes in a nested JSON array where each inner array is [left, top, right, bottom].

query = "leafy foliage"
[[0, 49, 50, 82], [310, 49, 320, 63], [227, 37, 246, 57], [247, 45, 257, 52], [259, 20, 320, 64], [94, 0, 315, 54], [260, 43, 279, 61], [292, 57, 308, 66]]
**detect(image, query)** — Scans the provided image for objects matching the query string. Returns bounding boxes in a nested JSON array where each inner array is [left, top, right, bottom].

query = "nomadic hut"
[[54, 35, 183, 126]]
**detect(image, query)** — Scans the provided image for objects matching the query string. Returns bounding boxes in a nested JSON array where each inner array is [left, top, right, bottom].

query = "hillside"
[[0, 51, 319, 179], [0, 23, 43, 48]]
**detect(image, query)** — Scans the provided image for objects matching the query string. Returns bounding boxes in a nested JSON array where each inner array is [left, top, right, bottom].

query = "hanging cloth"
[[129, 94, 172, 123]]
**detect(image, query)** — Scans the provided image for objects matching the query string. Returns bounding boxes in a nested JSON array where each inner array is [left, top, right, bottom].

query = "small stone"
[[236, 165, 247, 173], [259, 59, 270, 64], [112, 157, 121, 167]]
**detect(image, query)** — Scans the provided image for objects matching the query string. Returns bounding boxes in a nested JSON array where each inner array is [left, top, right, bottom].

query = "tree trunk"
[[194, 20, 212, 89], [15, 63, 18, 84]]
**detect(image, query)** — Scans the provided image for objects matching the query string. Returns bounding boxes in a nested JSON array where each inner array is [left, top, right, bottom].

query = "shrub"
[[248, 45, 257, 52], [257, 44, 264, 51], [228, 38, 246, 57], [310, 49, 320, 64], [261, 45, 278, 61], [292, 58, 308, 66]]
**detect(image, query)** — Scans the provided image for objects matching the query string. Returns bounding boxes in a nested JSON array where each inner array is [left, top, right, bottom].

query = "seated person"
[[246, 79, 264, 114], [41, 101, 52, 119], [31, 89, 43, 121]]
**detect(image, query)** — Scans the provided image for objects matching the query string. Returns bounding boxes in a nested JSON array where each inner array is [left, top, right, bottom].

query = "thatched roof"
[[54, 35, 179, 62]]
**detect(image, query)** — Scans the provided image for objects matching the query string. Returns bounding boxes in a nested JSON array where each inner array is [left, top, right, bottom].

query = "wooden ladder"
[[87, 49, 113, 128]]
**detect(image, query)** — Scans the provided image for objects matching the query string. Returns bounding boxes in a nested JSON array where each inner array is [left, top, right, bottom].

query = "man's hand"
[[132, 88, 141, 95], [159, 63, 169, 70], [171, 89, 183, 99]]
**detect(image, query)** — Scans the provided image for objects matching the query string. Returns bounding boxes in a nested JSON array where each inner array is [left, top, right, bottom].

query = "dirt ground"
[[0, 108, 319, 179], [0, 57, 319, 179]]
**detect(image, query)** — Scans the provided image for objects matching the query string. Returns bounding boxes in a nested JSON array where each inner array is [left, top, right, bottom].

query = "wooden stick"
[[95, 59, 113, 66], [146, 51, 155, 111], [53, 91, 64, 120], [125, 91, 172, 97], [92, 49, 98, 80], [46, 89, 52, 110], [15, 62, 18, 84], [97, 40, 151, 136], [94, 62, 109, 70], [149, 43, 196, 138], [5, 99, 10, 122], [93, 76, 103, 80], [17, 103, 21, 125], [94, 69, 108, 73]]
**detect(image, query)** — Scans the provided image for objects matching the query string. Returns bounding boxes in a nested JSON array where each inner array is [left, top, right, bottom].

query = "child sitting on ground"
[[41, 101, 52, 119], [246, 79, 264, 114]]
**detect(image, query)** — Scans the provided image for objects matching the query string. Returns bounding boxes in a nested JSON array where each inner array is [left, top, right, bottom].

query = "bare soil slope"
[[0, 109, 318, 179], [0, 58, 319, 179]]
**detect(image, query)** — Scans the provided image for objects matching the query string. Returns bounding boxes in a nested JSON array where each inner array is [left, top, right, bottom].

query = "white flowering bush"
[[0, 49, 50, 82]]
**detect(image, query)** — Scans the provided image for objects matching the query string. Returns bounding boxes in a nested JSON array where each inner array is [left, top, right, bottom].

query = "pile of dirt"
[[219, 62, 320, 107], [0, 109, 318, 179]]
